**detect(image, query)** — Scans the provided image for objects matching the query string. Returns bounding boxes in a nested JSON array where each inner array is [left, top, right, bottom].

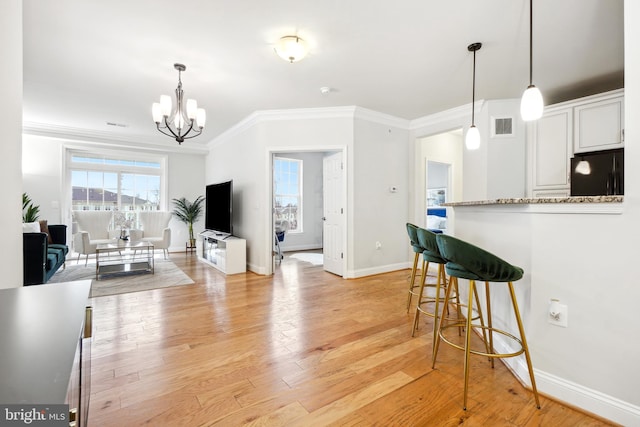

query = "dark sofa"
[[23, 224, 68, 285]]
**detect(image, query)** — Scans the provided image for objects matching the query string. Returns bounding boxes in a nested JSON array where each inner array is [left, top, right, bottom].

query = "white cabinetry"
[[199, 232, 246, 274], [574, 92, 624, 153], [529, 89, 624, 197], [531, 107, 572, 196]]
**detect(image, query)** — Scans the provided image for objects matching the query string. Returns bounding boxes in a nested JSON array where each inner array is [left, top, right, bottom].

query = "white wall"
[[21, 134, 206, 253], [206, 124, 261, 269], [207, 107, 413, 277], [22, 135, 64, 223], [167, 152, 207, 248], [274, 152, 324, 252], [351, 117, 410, 277], [427, 161, 449, 189], [486, 99, 526, 199], [206, 109, 353, 275], [2, 0, 23, 288]]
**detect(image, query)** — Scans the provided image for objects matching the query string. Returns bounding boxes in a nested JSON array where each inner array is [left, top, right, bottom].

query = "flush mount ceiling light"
[[520, 0, 544, 121], [152, 63, 206, 145], [275, 35, 309, 63], [466, 42, 482, 150]]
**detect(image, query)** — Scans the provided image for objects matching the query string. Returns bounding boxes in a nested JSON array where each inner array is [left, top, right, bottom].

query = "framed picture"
[[427, 188, 447, 207]]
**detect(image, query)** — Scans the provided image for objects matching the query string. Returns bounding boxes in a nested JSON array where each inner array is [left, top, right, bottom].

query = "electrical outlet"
[[375, 241, 382, 250], [548, 300, 568, 327]]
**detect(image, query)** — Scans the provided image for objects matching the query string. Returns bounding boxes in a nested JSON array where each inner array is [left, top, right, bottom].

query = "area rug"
[[289, 252, 324, 266], [48, 259, 195, 297]]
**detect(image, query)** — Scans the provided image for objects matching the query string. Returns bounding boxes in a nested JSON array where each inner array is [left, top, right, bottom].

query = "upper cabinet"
[[531, 106, 573, 197], [574, 91, 624, 153], [528, 89, 624, 197]]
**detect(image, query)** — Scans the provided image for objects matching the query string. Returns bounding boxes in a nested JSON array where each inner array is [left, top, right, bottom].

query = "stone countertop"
[[443, 195, 624, 207]]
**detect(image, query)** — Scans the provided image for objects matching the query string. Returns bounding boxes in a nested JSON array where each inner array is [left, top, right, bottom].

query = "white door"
[[323, 152, 343, 276]]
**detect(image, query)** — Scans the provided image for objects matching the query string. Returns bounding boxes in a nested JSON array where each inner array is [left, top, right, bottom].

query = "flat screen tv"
[[570, 148, 624, 196], [205, 180, 233, 235]]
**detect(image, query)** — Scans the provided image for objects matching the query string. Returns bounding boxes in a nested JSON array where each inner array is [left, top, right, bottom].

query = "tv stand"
[[199, 231, 246, 274]]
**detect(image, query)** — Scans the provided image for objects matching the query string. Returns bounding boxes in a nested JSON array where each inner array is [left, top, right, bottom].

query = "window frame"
[[273, 156, 303, 234], [65, 147, 168, 220]]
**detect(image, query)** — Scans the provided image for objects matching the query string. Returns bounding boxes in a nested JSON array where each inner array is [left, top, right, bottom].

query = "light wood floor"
[[88, 252, 614, 426]]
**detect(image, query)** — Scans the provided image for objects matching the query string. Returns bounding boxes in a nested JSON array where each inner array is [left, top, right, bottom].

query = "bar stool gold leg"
[[432, 275, 457, 365], [432, 276, 490, 356], [411, 260, 430, 336], [463, 280, 476, 410], [431, 264, 445, 351], [508, 281, 541, 409], [485, 281, 495, 368], [471, 283, 490, 357], [406, 252, 421, 312], [453, 277, 463, 336]]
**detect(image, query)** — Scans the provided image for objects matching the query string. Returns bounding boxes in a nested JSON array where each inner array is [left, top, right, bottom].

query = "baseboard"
[[247, 262, 267, 275], [491, 332, 639, 426], [349, 262, 410, 278], [279, 244, 323, 252]]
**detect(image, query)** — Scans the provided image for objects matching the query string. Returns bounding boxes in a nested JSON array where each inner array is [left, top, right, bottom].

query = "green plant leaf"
[[172, 195, 205, 240], [22, 193, 40, 223]]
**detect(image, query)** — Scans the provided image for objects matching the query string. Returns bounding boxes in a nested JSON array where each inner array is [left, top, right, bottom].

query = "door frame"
[[414, 129, 463, 229], [265, 146, 348, 276]]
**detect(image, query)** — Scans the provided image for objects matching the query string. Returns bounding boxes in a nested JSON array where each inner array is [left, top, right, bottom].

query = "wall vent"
[[106, 122, 128, 128], [492, 117, 514, 137]]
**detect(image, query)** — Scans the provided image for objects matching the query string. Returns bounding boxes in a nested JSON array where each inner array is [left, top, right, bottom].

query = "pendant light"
[[466, 42, 482, 150], [520, 0, 544, 121]]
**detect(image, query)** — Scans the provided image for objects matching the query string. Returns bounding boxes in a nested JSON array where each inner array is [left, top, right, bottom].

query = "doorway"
[[417, 129, 463, 231], [426, 161, 451, 232], [269, 149, 346, 276]]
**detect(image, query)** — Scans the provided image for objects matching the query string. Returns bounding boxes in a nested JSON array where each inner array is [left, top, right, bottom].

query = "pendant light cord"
[[471, 48, 476, 126], [529, 0, 533, 86], [467, 42, 481, 126]]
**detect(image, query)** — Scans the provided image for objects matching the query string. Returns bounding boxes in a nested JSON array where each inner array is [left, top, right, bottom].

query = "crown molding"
[[209, 100, 485, 148], [209, 106, 359, 147], [409, 100, 483, 130], [209, 105, 411, 148], [22, 121, 210, 154], [353, 106, 411, 129]]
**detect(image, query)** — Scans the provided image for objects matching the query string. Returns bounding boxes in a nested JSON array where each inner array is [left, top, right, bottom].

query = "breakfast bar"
[[440, 195, 625, 395]]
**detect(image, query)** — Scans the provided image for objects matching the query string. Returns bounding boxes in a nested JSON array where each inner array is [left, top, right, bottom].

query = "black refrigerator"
[[570, 148, 624, 196]]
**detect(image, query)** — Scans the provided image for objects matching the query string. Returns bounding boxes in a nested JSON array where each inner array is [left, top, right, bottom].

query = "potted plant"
[[22, 193, 40, 223], [172, 195, 205, 248]]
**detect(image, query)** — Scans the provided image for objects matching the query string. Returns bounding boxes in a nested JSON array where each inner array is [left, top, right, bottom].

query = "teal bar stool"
[[412, 227, 449, 343], [405, 223, 424, 312], [433, 233, 540, 411], [413, 228, 486, 357]]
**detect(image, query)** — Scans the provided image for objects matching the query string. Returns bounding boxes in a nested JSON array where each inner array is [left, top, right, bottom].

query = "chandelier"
[[152, 63, 206, 144]]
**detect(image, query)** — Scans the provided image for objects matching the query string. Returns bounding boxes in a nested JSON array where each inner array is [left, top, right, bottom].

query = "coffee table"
[[95, 240, 155, 280]]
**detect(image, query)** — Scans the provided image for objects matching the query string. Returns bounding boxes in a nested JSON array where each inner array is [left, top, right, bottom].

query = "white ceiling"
[[22, 0, 624, 146]]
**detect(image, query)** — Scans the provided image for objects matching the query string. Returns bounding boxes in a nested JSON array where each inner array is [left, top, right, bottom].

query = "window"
[[68, 150, 166, 228], [274, 157, 302, 232]]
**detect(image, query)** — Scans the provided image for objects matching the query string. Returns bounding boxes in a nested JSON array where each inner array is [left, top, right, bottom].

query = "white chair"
[[72, 211, 115, 265], [135, 211, 172, 259]]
